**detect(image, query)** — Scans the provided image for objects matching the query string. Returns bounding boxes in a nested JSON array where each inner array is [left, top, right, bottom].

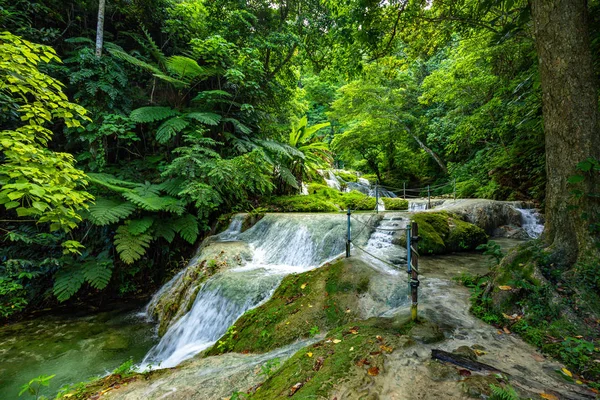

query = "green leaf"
[[87, 198, 136, 225], [130, 107, 179, 123], [567, 175, 585, 184], [114, 225, 153, 264], [156, 117, 189, 144], [186, 112, 221, 126], [175, 213, 199, 244], [126, 217, 154, 235], [53, 266, 85, 302]]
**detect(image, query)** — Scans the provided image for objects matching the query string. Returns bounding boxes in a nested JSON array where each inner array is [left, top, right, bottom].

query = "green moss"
[[411, 212, 487, 255], [265, 189, 377, 212], [266, 195, 340, 212], [335, 170, 359, 183], [206, 259, 375, 355], [249, 318, 414, 399], [382, 198, 408, 210]]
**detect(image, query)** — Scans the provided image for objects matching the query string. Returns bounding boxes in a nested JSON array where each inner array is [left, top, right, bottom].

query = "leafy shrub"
[[266, 196, 339, 212], [334, 171, 358, 182]]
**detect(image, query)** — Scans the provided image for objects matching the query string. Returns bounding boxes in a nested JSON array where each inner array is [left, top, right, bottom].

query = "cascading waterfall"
[[515, 207, 544, 238], [360, 215, 407, 272], [409, 201, 428, 211], [142, 213, 373, 368]]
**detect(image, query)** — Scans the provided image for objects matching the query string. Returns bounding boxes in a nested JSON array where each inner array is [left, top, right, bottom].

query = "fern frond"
[[53, 267, 85, 302], [152, 218, 178, 243], [192, 90, 232, 102], [222, 117, 252, 134], [174, 213, 199, 244], [279, 166, 300, 189], [114, 224, 153, 264], [82, 254, 113, 289], [141, 26, 167, 67], [87, 198, 136, 225], [489, 384, 520, 400], [87, 173, 138, 193], [166, 56, 205, 80], [152, 73, 188, 87], [130, 106, 179, 123], [127, 217, 154, 235], [107, 47, 162, 75], [155, 178, 186, 196], [156, 117, 189, 143], [122, 191, 183, 212], [185, 112, 221, 126]]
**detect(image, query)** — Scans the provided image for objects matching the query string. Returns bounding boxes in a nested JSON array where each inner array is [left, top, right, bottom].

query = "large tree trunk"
[[531, 0, 600, 262], [95, 0, 106, 57]]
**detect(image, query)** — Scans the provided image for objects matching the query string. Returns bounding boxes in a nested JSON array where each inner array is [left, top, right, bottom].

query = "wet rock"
[[426, 360, 460, 382], [409, 321, 445, 344], [453, 346, 477, 361], [493, 225, 530, 239], [435, 199, 526, 235], [461, 375, 499, 398], [471, 344, 486, 351]]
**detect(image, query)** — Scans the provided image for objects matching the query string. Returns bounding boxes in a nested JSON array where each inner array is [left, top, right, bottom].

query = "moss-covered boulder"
[[266, 195, 340, 212], [206, 259, 375, 355], [265, 189, 377, 212], [334, 170, 359, 182], [382, 197, 408, 210], [248, 318, 414, 399], [411, 212, 488, 255]]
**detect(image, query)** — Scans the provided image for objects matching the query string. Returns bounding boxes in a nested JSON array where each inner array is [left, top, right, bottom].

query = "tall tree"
[[95, 0, 106, 57], [531, 0, 600, 262]]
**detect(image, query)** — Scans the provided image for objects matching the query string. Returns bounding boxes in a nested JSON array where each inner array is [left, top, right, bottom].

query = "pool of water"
[[0, 305, 157, 399]]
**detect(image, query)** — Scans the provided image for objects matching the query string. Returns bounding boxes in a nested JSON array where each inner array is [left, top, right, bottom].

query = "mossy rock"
[[409, 320, 445, 344], [248, 318, 415, 399], [411, 212, 488, 255], [335, 170, 359, 182], [206, 259, 375, 355], [382, 197, 408, 210], [266, 195, 340, 212]]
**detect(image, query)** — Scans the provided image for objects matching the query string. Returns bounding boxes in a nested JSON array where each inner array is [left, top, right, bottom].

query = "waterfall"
[[515, 207, 544, 239], [360, 215, 407, 273], [409, 201, 428, 211], [142, 213, 374, 368]]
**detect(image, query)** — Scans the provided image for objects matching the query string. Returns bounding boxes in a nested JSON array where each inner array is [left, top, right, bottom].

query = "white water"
[[409, 201, 428, 211], [142, 213, 374, 368], [515, 207, 544, 239], [359, 214, 407, 274], [217, 214, 244, 241]]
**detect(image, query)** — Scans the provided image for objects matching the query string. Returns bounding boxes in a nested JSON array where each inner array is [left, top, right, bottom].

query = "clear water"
[[0, 307, 156, 399]]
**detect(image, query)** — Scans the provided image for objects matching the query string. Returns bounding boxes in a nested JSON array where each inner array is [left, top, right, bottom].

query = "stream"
[[2, 203, 569, 399]]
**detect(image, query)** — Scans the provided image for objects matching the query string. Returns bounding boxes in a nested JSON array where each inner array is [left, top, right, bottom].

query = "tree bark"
[[95, 0, 106, 57], [531, 0, 600, 262]]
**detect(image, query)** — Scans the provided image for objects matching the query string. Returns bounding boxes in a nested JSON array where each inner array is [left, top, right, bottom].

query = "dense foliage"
[[0, 0, 599, 322]]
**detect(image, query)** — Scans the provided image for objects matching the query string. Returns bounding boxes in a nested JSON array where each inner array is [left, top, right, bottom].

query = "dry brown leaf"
[[498, 285, 512, 291], [367, 367, 379, 376], [503, 327, 511, 334], [502, 313, 516, 320], [289, 382, 303, 396], [356, 358, 370, 367], [459, 369, 471, 377], [376, 335, 383, 342], [380, 345, 393, 353], [313, 356, 324, 372], [332, 339, 341, 344], [349, 329, 358, 335]]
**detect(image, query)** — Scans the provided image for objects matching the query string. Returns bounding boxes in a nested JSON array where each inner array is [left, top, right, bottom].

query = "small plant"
[[489, 383, 520, 400], [112, 357, 136, 375], [309, 325, 320, 337], [19, 374, 55, 400], [217, 325, 237, 352], [230, 391, 249, 399], [258, 358, 281, 378], [476, 241, 505, 263]]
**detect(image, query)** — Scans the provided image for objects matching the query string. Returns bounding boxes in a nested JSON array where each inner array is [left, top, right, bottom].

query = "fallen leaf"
[[376, 335, 383, 342], [306, 352, 313, 358], [349, 347, 354, 351], [332, 339, 341, 344], [308, 304, 313, 308], [289, 382, 303, 396], [498, 285, 512, 291], [345, 308, 351, 313], [370, 351, 382, 356], [561, 368, 573, 378], [503, 327, 511, 334], [459, 369, 471, 377], [380, 345, 393, 353], [313, 356, 324, 371], [367, 367, 379, 376], [540, 393, 559, 400], [474, 349, 487, 356], [532, 353, 545, 362], [576, 380, 583, 385], [349, 329, 358, 335], [356, 358, 370, 367], [300, 283, 307, 290], [575, 335, 583, 339], [502, 313, 516, 320]]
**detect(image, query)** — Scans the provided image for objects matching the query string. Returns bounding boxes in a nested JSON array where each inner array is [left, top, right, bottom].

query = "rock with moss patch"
[[409, 320, 445, 344], [411, 212, 488, 255]]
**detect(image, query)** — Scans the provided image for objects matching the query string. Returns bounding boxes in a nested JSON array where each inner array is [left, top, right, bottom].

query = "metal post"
[[346, 207, 351, 257], [406, 225, 411, 273], [410, 222, 420, 321], [453, 178, 456, 201], [403, 182, 406, 200], [427, 185, 431, 209], [375, 183, 379, 214]]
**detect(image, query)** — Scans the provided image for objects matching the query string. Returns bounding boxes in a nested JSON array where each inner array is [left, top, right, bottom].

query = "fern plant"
[[489, 384, 520, 400]]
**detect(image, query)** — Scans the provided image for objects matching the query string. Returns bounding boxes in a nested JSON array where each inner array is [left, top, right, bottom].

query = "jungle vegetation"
[[0, 0, 598, 339]]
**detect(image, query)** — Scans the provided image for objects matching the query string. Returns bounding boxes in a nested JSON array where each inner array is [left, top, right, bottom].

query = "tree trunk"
[[531, 0, 600, 262], [403, 125, 448, 174], [95, 0, 106, 57]]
